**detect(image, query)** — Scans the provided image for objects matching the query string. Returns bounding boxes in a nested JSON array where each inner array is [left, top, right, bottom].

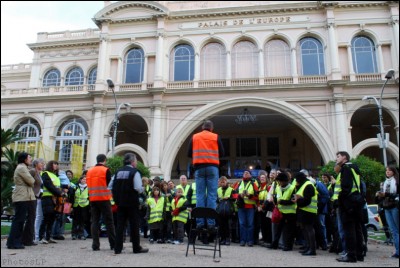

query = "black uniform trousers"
[[115, 205, 142, 253]]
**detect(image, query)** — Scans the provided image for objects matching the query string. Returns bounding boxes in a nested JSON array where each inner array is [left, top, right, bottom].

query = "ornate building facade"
[[1, 1, 399, 180]]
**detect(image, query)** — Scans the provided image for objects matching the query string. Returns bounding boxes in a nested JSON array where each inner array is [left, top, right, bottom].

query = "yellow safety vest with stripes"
[[73, 187, 89, 207], [171, 197, 189, 224], [191, 182, 197, 205], [176, 184, 191, 198], [332, 167, 360, 201], [147, 196, 165, 224], [217, 186, 233, 199], [238, 180, 256, 206], [42, 171, 60, 197], [296, 181, 317, 214], [258, 184, 268, 203], [276, 184, 297, 214]]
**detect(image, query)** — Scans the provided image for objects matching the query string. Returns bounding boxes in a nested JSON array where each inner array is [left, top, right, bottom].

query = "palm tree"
[[1, 128, 21, 210]]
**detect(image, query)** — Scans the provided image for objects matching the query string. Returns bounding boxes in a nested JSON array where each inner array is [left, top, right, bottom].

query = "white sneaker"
[[48, 239, 57, 244], [39, 239, 48, 244], [174, 241, 184, 245]]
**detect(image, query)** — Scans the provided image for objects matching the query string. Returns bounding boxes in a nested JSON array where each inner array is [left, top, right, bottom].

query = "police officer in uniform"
[[112, 153, 149, 254]]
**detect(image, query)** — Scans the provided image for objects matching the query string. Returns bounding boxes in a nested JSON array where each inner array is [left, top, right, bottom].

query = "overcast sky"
[[1, 1, 106, 65]]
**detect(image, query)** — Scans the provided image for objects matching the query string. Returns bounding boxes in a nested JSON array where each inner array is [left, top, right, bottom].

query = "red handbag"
[[63, 202, 72, 214], [271, 206, 283, 223]]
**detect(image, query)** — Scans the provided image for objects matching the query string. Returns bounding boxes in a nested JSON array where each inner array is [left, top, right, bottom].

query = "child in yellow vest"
[[72, 176, 90, 240], [171, 188, 188, 245], [145, 187, 165, 243]]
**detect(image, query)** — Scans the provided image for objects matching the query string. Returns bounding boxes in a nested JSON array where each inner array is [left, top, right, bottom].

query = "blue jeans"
[[318, 214, 328, 247], [337, 208, 346, 252], [238, 208, 255, 244], [195, 166, 219, 227], [385, 207, 399, 255], [35, 199, 43, 241]]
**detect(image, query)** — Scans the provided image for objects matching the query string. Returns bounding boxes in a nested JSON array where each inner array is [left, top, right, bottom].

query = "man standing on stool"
[[188, 120, 224, 228]]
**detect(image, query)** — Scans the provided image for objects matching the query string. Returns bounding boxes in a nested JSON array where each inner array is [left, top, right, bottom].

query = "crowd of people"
[[4, 121, 399, 263]]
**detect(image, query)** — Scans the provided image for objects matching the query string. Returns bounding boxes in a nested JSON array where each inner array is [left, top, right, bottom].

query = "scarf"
[[384, 177, 397, 194], [79, 183, 87, 191]]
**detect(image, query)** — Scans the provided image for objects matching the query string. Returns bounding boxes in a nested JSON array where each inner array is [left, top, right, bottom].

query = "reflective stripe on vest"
[[147, 197, 165, 224], [42, 171, 60, 197], [238, 181, 256, 205], [192, 131, 219, 165], [191, 182, 197, 205], [73, 187, 89, 207], [296, 181, 317, 214], [276, 184, 297, 214], [86, 165, 112, 202], [171, 197, 188, 223]]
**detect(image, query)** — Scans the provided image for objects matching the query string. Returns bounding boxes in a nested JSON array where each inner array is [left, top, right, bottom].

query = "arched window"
[[170, 44, 194, 81], [88, 67, 97, 85], [13, 119, 41, 156], [265, 39, 291, 77], [200, 42, 226, 80], [56, 118, 88, 163], [351, 36, 378, 74], [43, 69, 61, 87], [125, 48, 144, 83], [65, 67, 84, 86], [232, 41, 258, 79], [298, 37, 325, 75]]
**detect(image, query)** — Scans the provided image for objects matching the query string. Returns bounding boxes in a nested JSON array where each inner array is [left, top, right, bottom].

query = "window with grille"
[[298, 37, 325, 75], [13, 119, 41, 156], [200, 42, 226, 80], [56, 118, 88, 163], [125, 48, 144, 83], [351, 36, 378, 74], [65, 67, 84, 85], [232, 41, 258, 79], [265, 39, 291, 77], [43, 69, 61, 87], [170, 44, 194, 81]]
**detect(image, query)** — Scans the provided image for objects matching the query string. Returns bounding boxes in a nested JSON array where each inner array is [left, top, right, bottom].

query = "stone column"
[[226, 51, 231, 86], [347, 45, 355, 81], [154, 33, 164, 87], [376, 44, 385, 78], [291, 48, 298, 83], [116, 57, 123, 85], [149, 106, 162, 174], [88, 107, 104, 165], [142, 56, 148, 90], [96, 30, 109, 91], [258, 49, 264, 85], [41, 111, 54, 149], [327, 22, 341, 79], [334, 95, 348, 151]]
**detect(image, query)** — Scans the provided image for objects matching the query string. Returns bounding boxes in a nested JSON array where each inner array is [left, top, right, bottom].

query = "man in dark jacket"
[[335, 151, 364, 263], [112, 153, 149, 254]]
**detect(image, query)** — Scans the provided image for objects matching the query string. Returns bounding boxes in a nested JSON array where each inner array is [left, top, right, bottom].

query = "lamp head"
[[123, 103, 132, 107], [362, 96, 372, 101], [106, 78, 114, 88], [385, 69, 395, 79]]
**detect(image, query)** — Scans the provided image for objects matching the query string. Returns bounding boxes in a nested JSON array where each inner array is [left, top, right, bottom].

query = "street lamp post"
[[362, 69, 395, 167], [107, 78, 131, 156]]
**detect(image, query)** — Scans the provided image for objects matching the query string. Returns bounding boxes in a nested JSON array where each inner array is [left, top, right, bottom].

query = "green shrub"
[[106, 155, 150, 178]]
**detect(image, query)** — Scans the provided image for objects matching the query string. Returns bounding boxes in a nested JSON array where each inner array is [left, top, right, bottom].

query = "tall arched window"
[[200, 42, 226, 80], [125, 48, 144, 83], [265, 39, 291, 77], [65, 67, 84, 85], [298, 37, 325, 75], [170, 44, 194, 81], [232, 41, 258, 79], [43, 69, 61, 87], [56, 118, 88, 163], [88, 67, 97, 85], [351, 36, 378, 74], [13, 119, 41, 156]]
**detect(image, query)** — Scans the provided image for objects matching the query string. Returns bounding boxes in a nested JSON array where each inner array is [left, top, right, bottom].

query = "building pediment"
[[93, 1, 169, 26]]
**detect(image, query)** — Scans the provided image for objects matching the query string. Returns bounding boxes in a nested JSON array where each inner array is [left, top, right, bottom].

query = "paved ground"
[[1, 236, 398, 267]]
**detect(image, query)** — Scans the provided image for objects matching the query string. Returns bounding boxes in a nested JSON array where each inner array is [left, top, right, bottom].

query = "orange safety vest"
[[86, 165, 112, 202], [192, 130, 219, 165]]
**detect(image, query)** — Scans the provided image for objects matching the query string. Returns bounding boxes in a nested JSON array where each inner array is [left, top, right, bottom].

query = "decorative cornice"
[[28, 39, 100, 51]]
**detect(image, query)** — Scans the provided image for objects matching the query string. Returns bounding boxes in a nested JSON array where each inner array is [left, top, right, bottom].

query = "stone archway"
[[160, 97, 334, 181]]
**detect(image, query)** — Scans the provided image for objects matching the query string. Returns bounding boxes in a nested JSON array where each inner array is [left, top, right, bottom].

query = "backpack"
[[316, 180, 330, 213]]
